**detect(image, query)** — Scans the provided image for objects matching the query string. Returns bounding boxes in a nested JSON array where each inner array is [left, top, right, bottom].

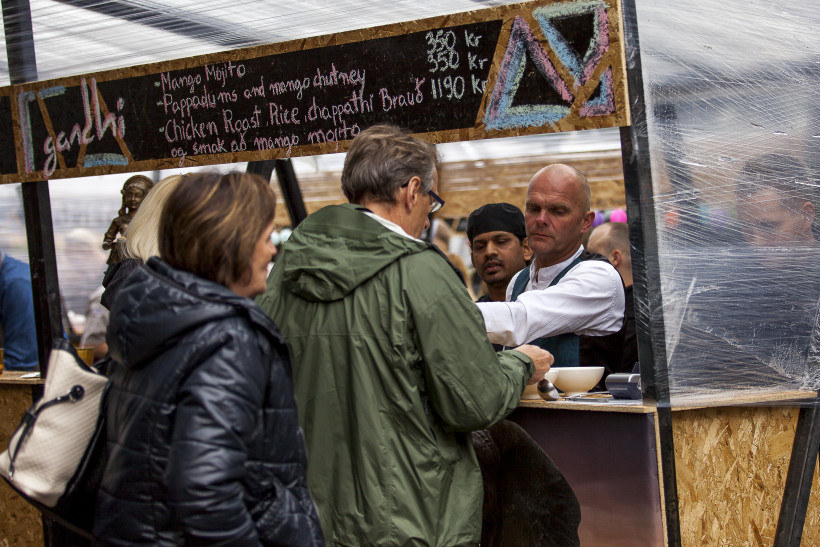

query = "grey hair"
[[341, 124, 440, 205]]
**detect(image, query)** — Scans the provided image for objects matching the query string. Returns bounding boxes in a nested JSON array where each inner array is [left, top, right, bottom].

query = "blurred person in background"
[[431, 218, 474, 298], [586, 221, 638, 373], [732, 154, 818, 362], [95, 171, 323, 545], [669, 153, 819, 389], [736, 153, 817, 249], [732, 154, 818, 385], [83, 175, 183, 360], [0, 249, 38, 370], [59, 228, 108, 321], [57, 228, 107, 345]]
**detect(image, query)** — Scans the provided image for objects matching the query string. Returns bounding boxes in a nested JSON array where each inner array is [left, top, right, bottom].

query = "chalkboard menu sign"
[[0, 0, 628, 183]]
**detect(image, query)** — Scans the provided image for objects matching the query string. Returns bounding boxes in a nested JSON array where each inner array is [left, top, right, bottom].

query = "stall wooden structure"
[[0, 374, 44, 545], [1, 0, 818, 545], [512, 393, 820, 545]]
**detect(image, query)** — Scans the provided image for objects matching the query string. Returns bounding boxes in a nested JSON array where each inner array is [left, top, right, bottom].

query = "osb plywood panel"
[[0, 384, 42, 546], [673, 406, 820, 546]]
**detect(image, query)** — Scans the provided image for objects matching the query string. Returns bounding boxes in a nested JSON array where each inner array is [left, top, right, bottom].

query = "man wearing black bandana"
[[467, 203, 533, 304]]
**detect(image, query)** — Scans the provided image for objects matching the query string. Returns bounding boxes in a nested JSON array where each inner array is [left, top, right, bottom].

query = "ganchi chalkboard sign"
[[0, 0, 628, 184]]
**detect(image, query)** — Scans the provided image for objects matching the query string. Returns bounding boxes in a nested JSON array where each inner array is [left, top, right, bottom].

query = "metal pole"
[[774, 397, 820, 546], [246, 160, 276, 182], [2, 0, 63, 375], [20, 184, 63, 363], [3, 4, 76, 545], [273, 159, 308, 226], [2, 0, 37, 83], [247, 159, 308, 227], [618, 0, 682, 543]]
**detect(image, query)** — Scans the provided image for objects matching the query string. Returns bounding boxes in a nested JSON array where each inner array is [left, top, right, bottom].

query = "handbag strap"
[[7, 385, 86, 479]]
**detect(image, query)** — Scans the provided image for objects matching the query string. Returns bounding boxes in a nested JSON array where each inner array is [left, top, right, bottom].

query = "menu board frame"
[[0, 0, 628, 183]]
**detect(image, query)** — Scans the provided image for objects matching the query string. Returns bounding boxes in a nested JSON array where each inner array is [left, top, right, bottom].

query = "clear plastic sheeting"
[[635, 0, 820, 401], [0, 0, 518, 86]]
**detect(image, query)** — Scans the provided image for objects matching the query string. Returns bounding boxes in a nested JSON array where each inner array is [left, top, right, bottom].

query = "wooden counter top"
[[519, 394, 656, 413], [668, 387, 818, 410], [0, 370, 43, 385], [519, 388, 818, 413]]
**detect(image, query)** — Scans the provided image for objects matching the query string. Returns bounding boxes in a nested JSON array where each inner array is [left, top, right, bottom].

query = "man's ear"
[[800, 201, 816, 229], [402, 176, 422, 212], [522, 237, 534, 262], [609, 249, 622, 268], [580, 210, 595, 234]]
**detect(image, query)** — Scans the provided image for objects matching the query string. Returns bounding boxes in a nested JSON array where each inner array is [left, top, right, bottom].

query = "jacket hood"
[[276, 204, 430, 302], [107, 257, 279, 369]]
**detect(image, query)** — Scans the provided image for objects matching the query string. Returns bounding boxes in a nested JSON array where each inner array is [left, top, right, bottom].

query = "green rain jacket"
[[257, 204, 534, 546]]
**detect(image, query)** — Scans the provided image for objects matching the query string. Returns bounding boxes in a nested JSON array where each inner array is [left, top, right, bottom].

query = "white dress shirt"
[[362, 210, 420, 241], [477, 246, 625, 347]]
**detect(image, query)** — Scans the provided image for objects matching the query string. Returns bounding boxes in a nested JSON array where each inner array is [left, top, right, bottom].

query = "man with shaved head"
[[476, 164, 626, 373], [586, 221, 638, 372]]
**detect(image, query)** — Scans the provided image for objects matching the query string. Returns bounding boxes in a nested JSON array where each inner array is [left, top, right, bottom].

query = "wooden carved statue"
[[102, 174, 154, 264]]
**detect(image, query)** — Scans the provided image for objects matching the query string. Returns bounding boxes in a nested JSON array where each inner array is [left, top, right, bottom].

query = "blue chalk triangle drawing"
[[579, 67, 614, 117], [484, 16, 574, 131], [533, 0, 610, 87]]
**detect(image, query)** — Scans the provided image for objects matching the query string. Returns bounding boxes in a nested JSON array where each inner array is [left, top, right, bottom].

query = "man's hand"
[[513, 344, 554, 384]]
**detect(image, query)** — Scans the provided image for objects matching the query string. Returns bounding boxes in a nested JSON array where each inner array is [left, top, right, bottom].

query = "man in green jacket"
[[258, 124, 552, 546]]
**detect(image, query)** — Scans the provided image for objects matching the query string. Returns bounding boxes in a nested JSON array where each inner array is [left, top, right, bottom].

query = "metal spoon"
[[537, 378, 560, 401]]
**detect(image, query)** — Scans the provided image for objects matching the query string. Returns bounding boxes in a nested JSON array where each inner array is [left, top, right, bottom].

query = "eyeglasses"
[[401, 180, 445, 214], [427, 189, 444, 214]]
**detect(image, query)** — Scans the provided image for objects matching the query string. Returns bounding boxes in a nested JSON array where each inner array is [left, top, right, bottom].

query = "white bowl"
[[551, 366, 604, 396], [521, 368, 560, 400]]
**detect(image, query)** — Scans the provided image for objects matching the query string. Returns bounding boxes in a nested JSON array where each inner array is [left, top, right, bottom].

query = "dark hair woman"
[[94, 172, 324, 546]]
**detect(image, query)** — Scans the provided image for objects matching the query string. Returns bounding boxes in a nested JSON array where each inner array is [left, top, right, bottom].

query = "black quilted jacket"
[[93, 257, 324, 546]]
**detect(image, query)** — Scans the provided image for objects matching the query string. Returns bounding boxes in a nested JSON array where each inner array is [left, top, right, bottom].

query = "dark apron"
[[509, 256, 585, 367]]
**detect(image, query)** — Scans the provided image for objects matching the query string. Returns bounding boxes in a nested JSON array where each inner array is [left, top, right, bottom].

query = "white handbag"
[[0, 338, 109, 537]]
